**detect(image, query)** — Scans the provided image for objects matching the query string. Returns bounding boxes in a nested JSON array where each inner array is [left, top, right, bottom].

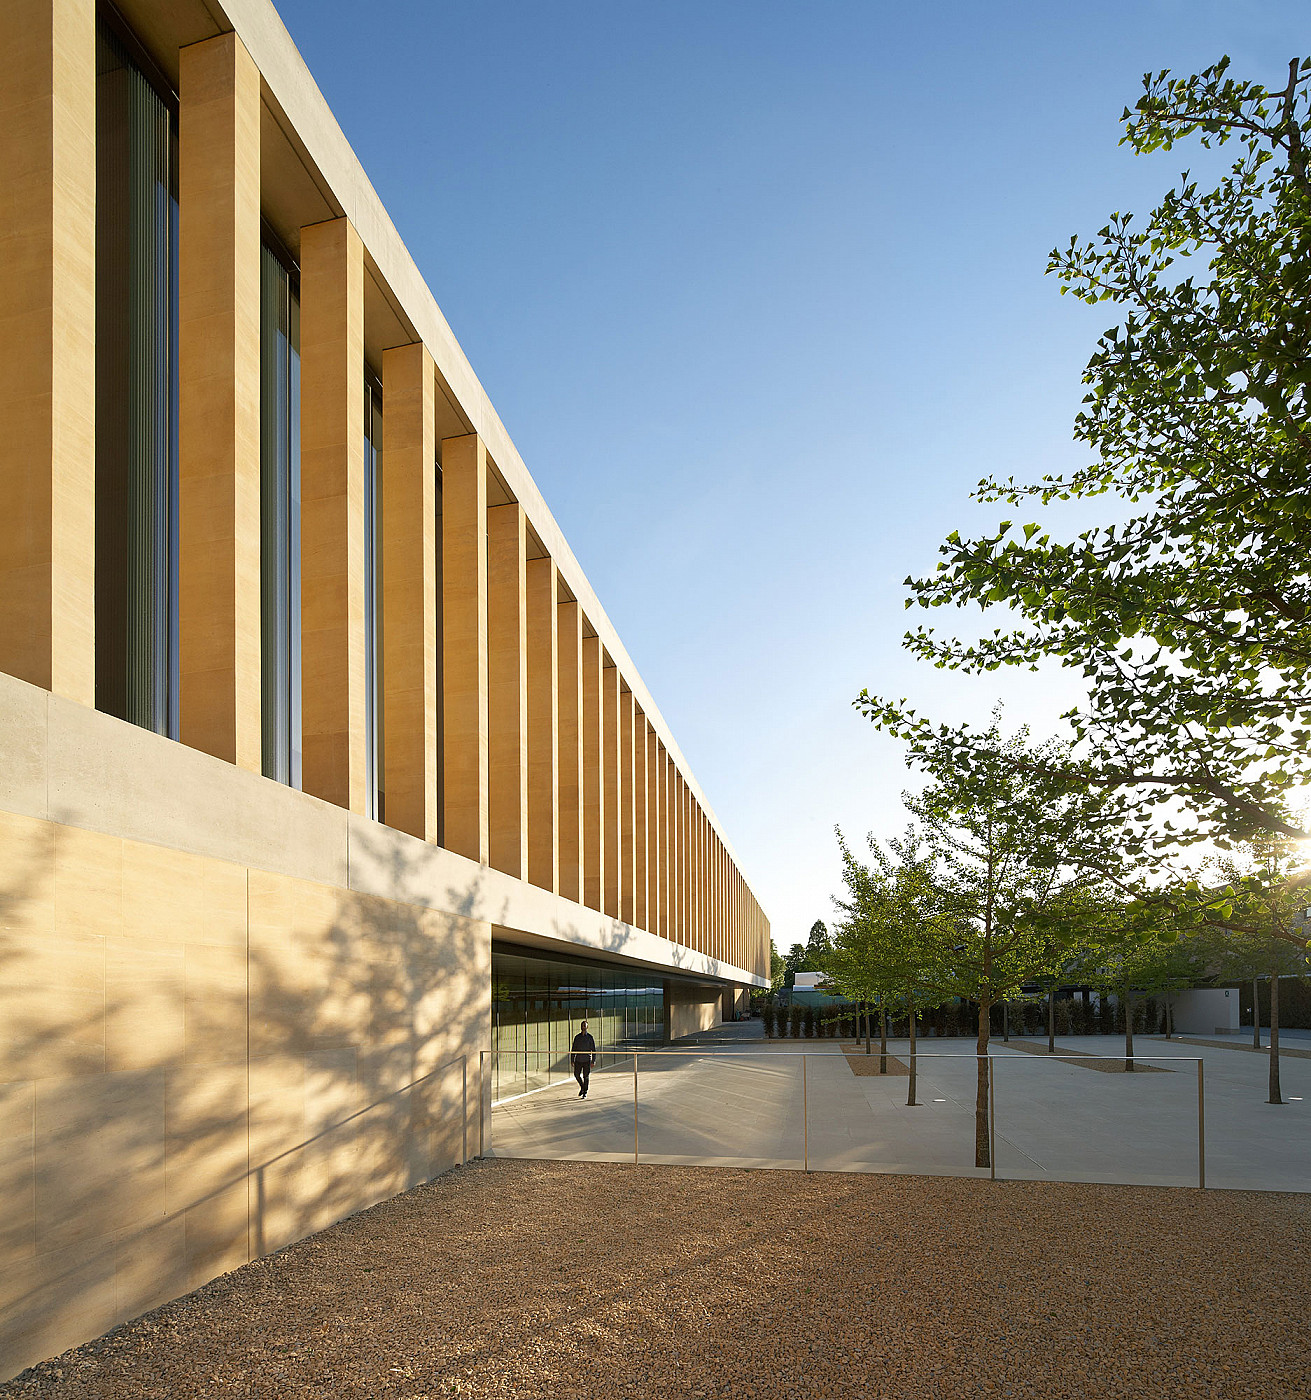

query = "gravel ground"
[[5, 1159, 1309, 1400]]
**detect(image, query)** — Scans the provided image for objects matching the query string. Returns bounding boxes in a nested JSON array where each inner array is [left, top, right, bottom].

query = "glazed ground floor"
[[489, 945, 733, 1103]]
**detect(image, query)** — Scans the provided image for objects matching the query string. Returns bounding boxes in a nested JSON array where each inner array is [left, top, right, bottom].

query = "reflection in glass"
[[95, 21, 179, 736], [364, 377, 383, 820], [491, 948, 683, 1102], [260, 244, 302, 786]]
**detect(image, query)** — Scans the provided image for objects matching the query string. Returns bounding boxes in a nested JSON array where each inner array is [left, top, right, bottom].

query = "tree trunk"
[[864, 1001, 871, 1055], [1002, 1002, 1009, 1042], [1164, 982, 1172, 1039], [1124, 986, 1135, 1072], [1269, 971, 1282, 1106], [879, 1008, 888, 1074], [1047, 986, 1055, 1053], [975, 991, 991, 1169], [907, 1008, 918, 1106], [1253, 976, 1261, 1049]]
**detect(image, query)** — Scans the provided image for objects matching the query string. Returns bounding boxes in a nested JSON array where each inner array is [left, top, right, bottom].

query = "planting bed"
[[840, 1044, 909, 1076], [4, 1158, 1307, 1400], [1003, 1040, 1170, 1073]]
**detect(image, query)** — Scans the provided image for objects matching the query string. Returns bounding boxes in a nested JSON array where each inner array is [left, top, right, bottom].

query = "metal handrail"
[[480, 1047, 1208, 1188]]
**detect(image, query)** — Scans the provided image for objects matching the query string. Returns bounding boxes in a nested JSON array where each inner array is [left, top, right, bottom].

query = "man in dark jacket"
[[571, 1021, 597, 1098]]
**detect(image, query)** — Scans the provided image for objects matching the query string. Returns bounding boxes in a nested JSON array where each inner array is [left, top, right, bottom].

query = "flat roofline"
[[490, 929, 765, 990], [491, 939, 739, 991], [210, 0, 762, 905]]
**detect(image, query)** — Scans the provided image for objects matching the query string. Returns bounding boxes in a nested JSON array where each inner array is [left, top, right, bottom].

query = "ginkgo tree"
[[861, 55, 1311, 872], [827, 828, 955, 1103], [877, 711, 1141, 1168], [1190, 833, 1311, 1103]]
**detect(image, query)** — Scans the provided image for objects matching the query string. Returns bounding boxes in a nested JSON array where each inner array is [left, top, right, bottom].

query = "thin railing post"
[[803, 1053, 809, 1173], [1197, 1058, 1206, 1189], [633, 1052, 639, 1165], [988, 1055, 996, 1182], [479, 1051, 485, 1159]]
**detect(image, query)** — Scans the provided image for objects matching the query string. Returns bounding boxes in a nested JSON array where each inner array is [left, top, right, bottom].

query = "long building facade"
[[0, 0, 769, 1377]]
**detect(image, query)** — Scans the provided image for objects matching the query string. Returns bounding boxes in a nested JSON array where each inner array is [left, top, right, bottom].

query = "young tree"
[[1072, 913, 1184, 1070], [1198, 834, 1311, 1103], [875, 834, 956, 1106], [877, 713, 1133, 1167], [827, 828, 956, 1097], [826, 841, 899, 1065], [861, 56, 1311, 873]]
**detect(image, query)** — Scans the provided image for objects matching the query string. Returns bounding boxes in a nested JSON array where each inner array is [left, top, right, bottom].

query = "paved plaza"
[[488, 1034, 1311, 1191]]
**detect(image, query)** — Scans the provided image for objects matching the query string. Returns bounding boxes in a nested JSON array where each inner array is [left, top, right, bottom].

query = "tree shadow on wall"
[[0, 816, 490, 1380]]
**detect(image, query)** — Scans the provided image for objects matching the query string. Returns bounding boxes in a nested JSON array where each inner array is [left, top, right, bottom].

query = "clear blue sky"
[[276, 0, 1310, 952]]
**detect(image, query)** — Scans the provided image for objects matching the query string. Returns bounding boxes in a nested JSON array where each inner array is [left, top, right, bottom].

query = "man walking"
[[571, 1020, 597, 1098]]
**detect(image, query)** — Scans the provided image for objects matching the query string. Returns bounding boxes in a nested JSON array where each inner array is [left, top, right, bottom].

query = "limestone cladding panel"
[[555, 598, 583, 904], [0, 804, 488, 1382], [486, 503, 527, 880], [691, 805, 701, 954], [580, 634, 603, 914], [380, 342, 438, 842], [525, 557, 559, 894], [618, 687, 635, 926], [665, 981, 722, 1040], [41, 689, 348, 887], [0, 0, 96, 704], [299, 218, 367, 812], [695, 804, 704, 954], [679, 773, 690, 948], [664, 754, 677, 943], [634, 710, 648, 934], [178, 31, 263, 772], [440, 434, 488, 864], [601, 661, 620, 921], [653, 739, 666, 941], [0, 668, 762, 986]]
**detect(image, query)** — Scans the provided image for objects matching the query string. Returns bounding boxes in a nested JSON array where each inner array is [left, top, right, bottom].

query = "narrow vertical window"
[[434, 461, 444, 846], [260, 242, 302, 786], [95, 20, 179, 736], [364, 376, 384, 820]]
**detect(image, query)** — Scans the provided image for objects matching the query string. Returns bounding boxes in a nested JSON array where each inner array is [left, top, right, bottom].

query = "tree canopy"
[[858, 57, 1311, 859]]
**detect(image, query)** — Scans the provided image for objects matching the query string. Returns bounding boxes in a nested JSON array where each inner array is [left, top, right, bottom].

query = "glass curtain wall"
[[364, 377, 383, 820], [260, 243, 302, 786], [95, 19, 179, 736], [491, 949, 667, 1102]]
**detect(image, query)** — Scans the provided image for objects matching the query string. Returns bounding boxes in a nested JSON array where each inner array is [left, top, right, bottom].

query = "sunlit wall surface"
[[491, 947, 665, 1102]]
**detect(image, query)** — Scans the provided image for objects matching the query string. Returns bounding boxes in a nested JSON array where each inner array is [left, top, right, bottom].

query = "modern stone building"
[[0, 0, 769, 1376]]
